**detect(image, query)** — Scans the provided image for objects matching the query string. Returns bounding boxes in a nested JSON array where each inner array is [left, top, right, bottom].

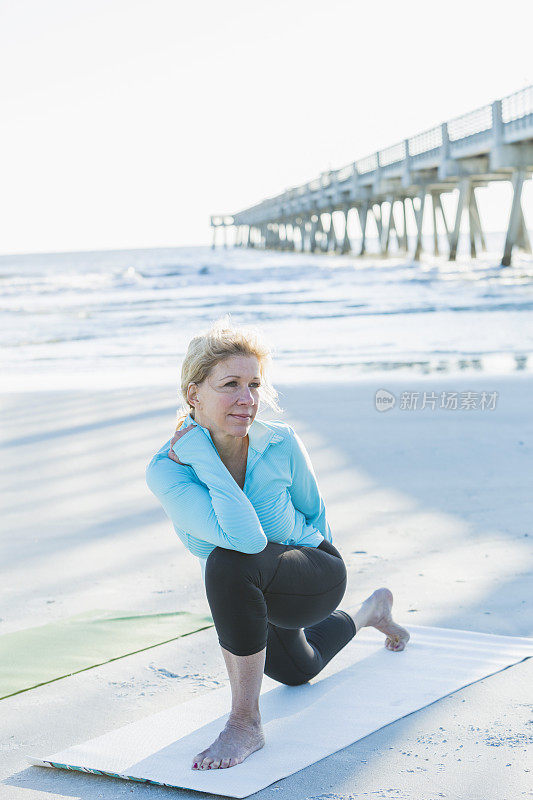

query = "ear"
[[186, 381, 196, 407]]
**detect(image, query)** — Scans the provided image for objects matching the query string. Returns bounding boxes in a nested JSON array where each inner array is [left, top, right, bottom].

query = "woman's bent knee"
[[264, 661, 312, 686]]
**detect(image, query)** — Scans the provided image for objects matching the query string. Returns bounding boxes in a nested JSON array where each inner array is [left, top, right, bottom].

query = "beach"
[[1, 368, 532, 798], [2, 0, 533, 792]]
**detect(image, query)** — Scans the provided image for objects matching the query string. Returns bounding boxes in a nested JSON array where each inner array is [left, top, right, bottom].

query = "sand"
[[1, 372, 532, 799]]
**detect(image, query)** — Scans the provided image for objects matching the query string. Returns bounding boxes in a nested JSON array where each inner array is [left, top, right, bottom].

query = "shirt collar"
[[181, 412, 283, 455]]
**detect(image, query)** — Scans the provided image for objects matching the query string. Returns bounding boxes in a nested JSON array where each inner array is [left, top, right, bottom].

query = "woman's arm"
[[145, 426, 268, 553], [287, 426, 333, 542]]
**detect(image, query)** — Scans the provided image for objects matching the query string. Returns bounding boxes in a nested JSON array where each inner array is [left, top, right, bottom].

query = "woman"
[[145, 315, 409, 772]]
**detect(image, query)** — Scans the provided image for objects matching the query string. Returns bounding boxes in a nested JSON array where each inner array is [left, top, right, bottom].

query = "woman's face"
[[188, 355, 262, 439]]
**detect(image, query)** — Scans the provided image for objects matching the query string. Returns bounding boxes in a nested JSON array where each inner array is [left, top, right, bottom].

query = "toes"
[[385, 634, 403, 650], [385, 635, 407, 651], [193, 753, 206, 769], [193, 754, 239, 770]]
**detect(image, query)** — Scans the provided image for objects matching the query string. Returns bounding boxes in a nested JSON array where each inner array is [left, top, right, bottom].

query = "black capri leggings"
[[204, 538, 357, 686]]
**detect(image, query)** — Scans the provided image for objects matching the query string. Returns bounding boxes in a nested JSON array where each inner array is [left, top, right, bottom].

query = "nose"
[[236, 394, 254, 411]]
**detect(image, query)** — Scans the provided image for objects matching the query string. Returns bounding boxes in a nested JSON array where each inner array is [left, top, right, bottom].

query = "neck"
[[192, 410, 249, 462]]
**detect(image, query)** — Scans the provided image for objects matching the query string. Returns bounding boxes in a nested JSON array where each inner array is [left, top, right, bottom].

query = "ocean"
[[1, 237, 532, 391]]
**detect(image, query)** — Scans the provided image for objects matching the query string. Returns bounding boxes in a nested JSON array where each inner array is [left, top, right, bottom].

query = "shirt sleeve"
[[145, 425, 268, 554], [287, 426, 333, 543]]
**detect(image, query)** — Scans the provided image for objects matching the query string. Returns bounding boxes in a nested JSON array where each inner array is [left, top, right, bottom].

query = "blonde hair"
[[175, 313, 284, 430]]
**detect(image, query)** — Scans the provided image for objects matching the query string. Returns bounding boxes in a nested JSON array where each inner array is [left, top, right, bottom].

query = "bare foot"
[[192, 715, 265, 770], [361, 587, 410, 651]]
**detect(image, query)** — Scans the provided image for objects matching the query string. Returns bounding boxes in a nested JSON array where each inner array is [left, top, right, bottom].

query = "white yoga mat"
[[28, 624, 533, 798]]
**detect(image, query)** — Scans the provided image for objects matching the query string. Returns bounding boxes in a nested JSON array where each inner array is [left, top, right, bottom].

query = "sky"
[[0, 0, 531, 255]]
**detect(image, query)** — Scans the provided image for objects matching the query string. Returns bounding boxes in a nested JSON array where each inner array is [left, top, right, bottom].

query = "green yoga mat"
[[0, 608, 214, 700]]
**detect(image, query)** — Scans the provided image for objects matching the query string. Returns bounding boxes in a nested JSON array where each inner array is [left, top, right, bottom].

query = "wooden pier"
[[211, 86, 533, 266]]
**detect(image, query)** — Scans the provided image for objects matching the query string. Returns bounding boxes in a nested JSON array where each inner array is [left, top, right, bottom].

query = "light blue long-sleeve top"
[[145, 412, 333, 582]]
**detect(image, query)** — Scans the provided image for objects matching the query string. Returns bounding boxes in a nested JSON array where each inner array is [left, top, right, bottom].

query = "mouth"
[[230, 414, 252, 420]]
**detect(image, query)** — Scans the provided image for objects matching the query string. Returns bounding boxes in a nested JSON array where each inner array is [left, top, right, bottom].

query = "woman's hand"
[[167, 423, 197, 465]]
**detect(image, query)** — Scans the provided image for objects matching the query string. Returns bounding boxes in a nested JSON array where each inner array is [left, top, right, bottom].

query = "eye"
[[224, 381, 261, 387]]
